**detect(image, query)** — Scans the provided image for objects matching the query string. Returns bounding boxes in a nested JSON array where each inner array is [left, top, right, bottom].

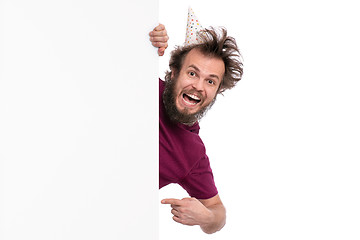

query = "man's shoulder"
[[159, 78, 165, 88]]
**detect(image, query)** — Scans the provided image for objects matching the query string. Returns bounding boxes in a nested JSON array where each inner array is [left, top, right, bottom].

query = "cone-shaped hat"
[[185, 7, 204, 46]]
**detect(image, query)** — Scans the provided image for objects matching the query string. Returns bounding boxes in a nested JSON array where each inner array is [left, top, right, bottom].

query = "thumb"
[[158, 47, 165, 56]]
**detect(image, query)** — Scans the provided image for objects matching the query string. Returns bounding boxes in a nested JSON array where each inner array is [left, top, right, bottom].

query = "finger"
[[170, 204, 180, 209], [161, 198, 182, 205], [154, 23, 165, 31], [150, 35, 169, 42], [158, 48, 165, 56], [171, 208, 179, 217], [172, 215, 183, 224], [150, 29, 168, 37], [172, 216, 194, 226], [151, 41, 168, 48]]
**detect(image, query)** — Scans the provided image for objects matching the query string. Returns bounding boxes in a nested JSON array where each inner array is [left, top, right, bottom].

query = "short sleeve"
[[179, 155, 218, 199]]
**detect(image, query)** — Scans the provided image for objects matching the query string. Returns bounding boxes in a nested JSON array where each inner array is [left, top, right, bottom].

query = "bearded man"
[[150, 22, 243, 234]]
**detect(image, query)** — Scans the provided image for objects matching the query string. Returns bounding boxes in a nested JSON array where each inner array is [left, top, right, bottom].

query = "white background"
[[1, 0, 159, 239], [159, 0, 360, 239]]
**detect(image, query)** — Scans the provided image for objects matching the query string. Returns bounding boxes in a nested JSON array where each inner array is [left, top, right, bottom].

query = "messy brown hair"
[[165, 27, 243, 94]]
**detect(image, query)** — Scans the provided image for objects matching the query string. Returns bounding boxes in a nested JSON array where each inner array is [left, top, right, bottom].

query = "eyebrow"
[[188, 64, 220, 81]]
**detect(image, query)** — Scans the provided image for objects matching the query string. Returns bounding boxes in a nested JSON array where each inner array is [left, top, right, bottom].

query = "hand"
[[161, 197, 214, 227], [149, 23, 169, 56]]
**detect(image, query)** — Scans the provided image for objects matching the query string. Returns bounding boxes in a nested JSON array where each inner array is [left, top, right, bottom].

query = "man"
[[150, 23, 243, 234]]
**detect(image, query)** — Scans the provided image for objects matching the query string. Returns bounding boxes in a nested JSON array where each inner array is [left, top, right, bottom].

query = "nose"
[[192, 78, 205, 92]]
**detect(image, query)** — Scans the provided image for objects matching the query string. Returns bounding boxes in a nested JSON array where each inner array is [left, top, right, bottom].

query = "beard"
[[162, 75, 216, 126]]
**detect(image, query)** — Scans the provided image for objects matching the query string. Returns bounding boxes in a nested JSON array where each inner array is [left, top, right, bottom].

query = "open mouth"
[[182, 93, 201, 106]]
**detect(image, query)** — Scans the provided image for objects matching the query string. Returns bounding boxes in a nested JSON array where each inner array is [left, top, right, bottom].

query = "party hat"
[[185, 7, 204, 46]]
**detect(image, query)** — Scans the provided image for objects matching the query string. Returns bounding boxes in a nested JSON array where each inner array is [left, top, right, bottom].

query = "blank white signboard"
[[0, 1, 159, 239]]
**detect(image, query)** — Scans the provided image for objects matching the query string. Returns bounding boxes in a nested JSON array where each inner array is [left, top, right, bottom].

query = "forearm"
[[200, 203, 226, 234]]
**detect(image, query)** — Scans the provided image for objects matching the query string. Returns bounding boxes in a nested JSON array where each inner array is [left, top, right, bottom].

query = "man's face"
[[172, 49, 225, 117]]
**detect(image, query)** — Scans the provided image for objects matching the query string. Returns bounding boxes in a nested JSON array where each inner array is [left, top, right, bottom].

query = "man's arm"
[[198, 194, 226, 234], [161, 194, 226, 234]]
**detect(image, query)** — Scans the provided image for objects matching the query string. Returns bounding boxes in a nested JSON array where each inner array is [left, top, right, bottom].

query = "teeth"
[[187, 94, 200, 100], [183, 98, 197, 105]]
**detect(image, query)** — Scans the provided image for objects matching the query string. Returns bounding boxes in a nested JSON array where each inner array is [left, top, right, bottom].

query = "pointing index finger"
[[161, 198, 182, 205]]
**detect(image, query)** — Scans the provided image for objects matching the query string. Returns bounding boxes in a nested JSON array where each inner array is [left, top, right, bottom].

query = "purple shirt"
[[159, 79, 218, 199]]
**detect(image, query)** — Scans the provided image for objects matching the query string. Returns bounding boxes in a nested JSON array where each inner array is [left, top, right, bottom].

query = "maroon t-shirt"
[[159, 79, 218, 199]]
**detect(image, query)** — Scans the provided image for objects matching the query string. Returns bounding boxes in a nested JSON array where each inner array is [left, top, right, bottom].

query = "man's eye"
[[189, 71, 195, 77], [208, 80, 214, 85]]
